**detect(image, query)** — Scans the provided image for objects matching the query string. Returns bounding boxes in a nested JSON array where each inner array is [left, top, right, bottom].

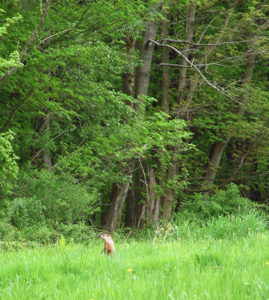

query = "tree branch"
[[0, 90, 34, 133], [30, 129, 69, 165], [150, 39, 240, 104], [159, 52, 255, 68], [39, 28, 71, 45], [39, 5, 91, 47], [0, 0, 51, 85], [137, 156, 150, 230], [162, 38, 255, 47]]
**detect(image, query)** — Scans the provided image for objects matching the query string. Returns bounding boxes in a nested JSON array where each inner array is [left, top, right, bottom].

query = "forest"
[[0, 0, 268, 239]]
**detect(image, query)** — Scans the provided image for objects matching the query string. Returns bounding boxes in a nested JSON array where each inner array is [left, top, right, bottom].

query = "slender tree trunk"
[[237, 51, 256, 116], [102, 3, 162, 232], [177, 1, 196, 102], [148, 168, 160, 223], [161, 17, 169, 113], [42, 113, 52, 169], [125, 188, 135, 227], [134, 2, 161, 110], [157, 13, 170, 223], [161, 2, 196, 221], [137, 166, 160, 228], [203, 51, 256, 186], [162, 158, 177, 220], [182, 10, 231, 118], [103, 36, 135, 232], [131, 2, 162, 228], [122, 36, 135, 98]]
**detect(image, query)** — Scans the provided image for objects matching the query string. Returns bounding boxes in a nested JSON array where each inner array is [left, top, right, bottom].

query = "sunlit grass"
[[0, 234, 269, 299]]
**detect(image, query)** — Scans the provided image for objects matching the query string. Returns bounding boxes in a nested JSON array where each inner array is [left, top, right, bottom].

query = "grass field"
[[0, 233, 269, 300]]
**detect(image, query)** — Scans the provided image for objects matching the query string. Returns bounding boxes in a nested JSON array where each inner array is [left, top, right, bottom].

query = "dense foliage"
[[0, 0, 268, 238]]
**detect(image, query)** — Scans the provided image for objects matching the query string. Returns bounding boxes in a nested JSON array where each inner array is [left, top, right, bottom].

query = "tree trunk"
[[161, 16, 169, 113], [162, 158, 177, 220], [137, 167, 160, 228], [182, 10, 231, 118], [125, 188, 135, 227], [102, 182, 130, 232], [148, 168, 160, 223], [131, 2, 162, 228], [203, 140, 229, 185], [134, 2, 161, 110], [177, 1, 196, 102], [122, 36, 135, 98], [203, 51, 256, 186], [157, 12, 170, 223], [161, 2, 196, 221], [102, 36, 135, 232], [42, 113, 52, 169], [102, 3, 162, 232]]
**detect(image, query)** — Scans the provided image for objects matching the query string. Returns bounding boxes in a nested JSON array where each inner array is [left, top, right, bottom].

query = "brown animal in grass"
[[100, 233, 115, 256]]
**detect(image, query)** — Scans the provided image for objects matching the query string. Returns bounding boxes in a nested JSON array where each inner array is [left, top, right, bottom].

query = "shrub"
[[179, 183, 253, 221], [20, 226, 58, 244], [6, 196, 46, 229], [57, 222, 96, 243], [13, 170, 99, 226], [0, 221, 22, 241], [0, 131, 18, 197]]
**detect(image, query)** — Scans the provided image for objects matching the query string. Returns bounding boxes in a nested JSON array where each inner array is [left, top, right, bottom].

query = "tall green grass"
[[0, 233, 269, 299]]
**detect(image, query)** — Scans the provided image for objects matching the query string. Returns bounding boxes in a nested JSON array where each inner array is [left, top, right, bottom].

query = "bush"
[[0, 131, 18, 197], [179, 183, 253, 221], [13, 170, 99, 226], [0, 221, 22, 241], [7, 196, 46, 229], [57, 222, 96, 243], [20, 226, 58, 244], [0, 241, 36, 251], [0, 169, 101, 244]]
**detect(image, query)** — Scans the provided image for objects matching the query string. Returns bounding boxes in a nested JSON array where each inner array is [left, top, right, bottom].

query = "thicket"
[[0, 176, 267, 246]]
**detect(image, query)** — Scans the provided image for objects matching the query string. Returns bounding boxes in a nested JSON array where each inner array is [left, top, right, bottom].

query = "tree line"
[[0, 0, 268, 232]]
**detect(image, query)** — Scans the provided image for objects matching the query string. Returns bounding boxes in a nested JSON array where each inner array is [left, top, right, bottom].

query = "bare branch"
[[150, 39, 240, 103], [30, 129, 69, 165], [198, 15, 218, 43], [39, 28, 71, 45], [20, 0, 51, 60], [0, 90, 34, 133], [177, 1, 196, 101], [159, 52, 256, 68], [162, 38, 255, 47]]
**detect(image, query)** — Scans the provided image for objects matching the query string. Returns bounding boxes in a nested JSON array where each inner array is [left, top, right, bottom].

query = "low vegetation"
[[0, 230, 268, 300], [0, 210, 268, 299]]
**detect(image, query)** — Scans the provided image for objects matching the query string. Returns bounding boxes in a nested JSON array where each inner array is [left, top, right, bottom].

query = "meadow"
[[0, 233, 269, 300]]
